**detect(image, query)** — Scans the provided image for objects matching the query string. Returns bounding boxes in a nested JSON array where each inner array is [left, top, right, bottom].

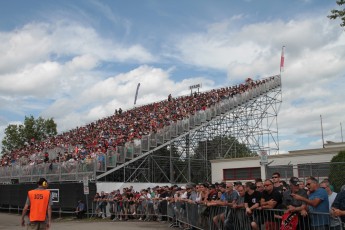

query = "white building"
[[210, 141, 345, 183]]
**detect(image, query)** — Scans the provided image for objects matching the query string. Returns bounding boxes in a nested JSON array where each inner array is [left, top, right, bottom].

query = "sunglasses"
[[272, 176, 278, 179]]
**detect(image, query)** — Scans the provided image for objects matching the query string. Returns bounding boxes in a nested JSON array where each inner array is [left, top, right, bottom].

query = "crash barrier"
[[89, 198, 343, 230]]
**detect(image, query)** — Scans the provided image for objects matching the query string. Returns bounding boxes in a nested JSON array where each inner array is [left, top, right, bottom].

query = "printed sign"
[[83, 186, 89, 195], [189, 84, 202, 90], [48, 189, 59, 203]]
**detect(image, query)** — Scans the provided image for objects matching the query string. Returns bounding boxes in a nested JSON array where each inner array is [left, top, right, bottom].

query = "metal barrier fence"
[[165, 202, 344, 230], [3, 192, 343, 230], [87, 199, 343, 230]]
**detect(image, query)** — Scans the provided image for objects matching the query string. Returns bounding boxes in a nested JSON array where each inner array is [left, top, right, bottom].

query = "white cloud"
[[40, 65, 216, 134], [0, 61, 62, 97], [1, 10, 345, 155]]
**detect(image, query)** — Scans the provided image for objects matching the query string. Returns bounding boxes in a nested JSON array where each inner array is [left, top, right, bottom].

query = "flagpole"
[[280, 46, 285, 75], [320, 115, 325, 148], [341, 122, 344, 142], [134, 83, 141, 106]]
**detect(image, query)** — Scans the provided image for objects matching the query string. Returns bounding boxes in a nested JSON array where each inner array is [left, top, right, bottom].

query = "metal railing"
[[0, 159, 97, 183], [84, 199, 343, 230]]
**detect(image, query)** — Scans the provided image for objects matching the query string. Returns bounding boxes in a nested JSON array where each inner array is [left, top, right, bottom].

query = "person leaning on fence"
[[320, 180, 342, 230], [256, 180, 265, 193], [158, 186, 170, 221], [107, 191, 115, 219], [21, 178, 52, 230], [97, 191, 108, 219], [282, 177, 309, 230], [212, 182, 239, 229], [331, 188, 345, 229], [260, 179, 282, 230], [225, 184, 246, 230], [291, 176, 330, 230], [244, 181, 262, 230]]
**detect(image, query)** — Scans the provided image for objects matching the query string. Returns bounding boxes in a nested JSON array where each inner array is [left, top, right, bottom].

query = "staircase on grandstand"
[[0, 75, 282, 184]]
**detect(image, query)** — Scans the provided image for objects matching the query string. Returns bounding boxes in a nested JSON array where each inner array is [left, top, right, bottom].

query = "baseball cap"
[[289, 177, 300, 186]]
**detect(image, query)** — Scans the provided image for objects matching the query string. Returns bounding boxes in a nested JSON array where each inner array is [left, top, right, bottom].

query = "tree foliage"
[[193, 135, 256, 161], [1, 115, 57, 154], [329, 150, 345, 192], [328, 0, 345, 27]]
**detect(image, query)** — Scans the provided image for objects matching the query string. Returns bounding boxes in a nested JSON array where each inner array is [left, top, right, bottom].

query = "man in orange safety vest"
[[21, 178, 52, 229]]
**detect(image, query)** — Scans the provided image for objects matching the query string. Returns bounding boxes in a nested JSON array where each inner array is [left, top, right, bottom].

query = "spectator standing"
[[271, 172, 283, 194], [107, 191, 115, 219], [256, 180, 265, 194], [292, 176, 330, 230], [244, 182, 262, 230], [331, 189, 345, 228], [98, 191, 108, 219], [211, 182, 238, 228], [320, 180, 341, 230], [260, 179, 282, 230], [282, 177, 309, 230], [299, 181, 308, 192], [225, 184, 246, 230]]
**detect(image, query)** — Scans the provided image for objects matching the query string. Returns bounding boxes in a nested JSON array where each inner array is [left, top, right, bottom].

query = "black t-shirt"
[[273, 185, 284, 195], [261, 189, 282, 221], [100, 195, 107, 205], [244, 191, 261, 208], [126, 192, 134, 204], [208, 190, 218, 201], [262, 189, 282, 208]]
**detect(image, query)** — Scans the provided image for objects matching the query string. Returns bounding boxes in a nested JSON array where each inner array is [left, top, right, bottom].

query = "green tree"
[[1, 115, 57, 154], [329, 150, 345, 192], [193, 135, 255, 161], [328, 0, 345, 27], [189, 135, 255, 183]]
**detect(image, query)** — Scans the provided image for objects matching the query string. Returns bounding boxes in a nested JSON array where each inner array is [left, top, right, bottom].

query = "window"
[[298, 163, 329, 178], [223, 167, 261, 180]]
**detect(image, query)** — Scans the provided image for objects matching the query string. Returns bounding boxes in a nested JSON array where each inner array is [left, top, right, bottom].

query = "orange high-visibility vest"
[[28, 190, 50, 221]]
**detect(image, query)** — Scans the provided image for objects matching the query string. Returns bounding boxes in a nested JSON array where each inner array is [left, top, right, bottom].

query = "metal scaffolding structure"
[[99, 75, 282, 184]]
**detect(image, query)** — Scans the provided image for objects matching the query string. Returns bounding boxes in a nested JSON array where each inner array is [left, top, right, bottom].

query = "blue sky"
[[0, 0, 344, 154]]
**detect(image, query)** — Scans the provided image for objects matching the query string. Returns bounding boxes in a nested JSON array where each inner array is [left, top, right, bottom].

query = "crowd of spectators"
[[0, 76, 279, 170], [90, 173, 345, 230]]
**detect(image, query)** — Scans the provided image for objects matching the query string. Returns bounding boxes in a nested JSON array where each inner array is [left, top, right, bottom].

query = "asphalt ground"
[[0, 213, 174, 230]]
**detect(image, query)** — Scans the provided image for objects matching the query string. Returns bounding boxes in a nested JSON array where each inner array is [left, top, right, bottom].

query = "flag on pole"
[[134, 83, 140, 105], [280, 46, 285, 73]]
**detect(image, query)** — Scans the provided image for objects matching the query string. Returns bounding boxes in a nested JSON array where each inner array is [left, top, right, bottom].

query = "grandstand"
[[0, 75, 282, 184]]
